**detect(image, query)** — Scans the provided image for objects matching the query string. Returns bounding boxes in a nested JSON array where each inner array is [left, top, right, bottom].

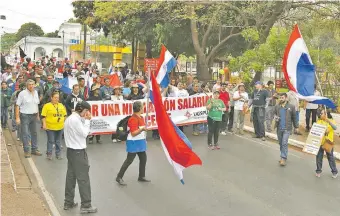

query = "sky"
[[0, 0, 74, 34]]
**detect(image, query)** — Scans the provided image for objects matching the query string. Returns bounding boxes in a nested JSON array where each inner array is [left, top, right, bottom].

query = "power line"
[[5, 8, 60, 20]]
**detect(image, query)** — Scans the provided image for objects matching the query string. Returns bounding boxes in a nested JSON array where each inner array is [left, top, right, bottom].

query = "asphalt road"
[[31, 126, 340, 216]]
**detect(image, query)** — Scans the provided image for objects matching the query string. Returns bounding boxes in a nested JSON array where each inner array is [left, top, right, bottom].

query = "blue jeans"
[[193, 124, 200, 133], [316, 147, 338, 174], [46, 130, 63, 156], [1, 106, 9, 127], [277, 130, 290, 159], [200, 123, 208, 133], [296, 111, 300, 126], [20, 113, 38, 153]]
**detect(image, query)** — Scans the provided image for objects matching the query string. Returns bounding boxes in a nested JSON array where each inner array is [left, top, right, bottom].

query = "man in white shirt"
[[232, 83, 249, 134], [169, 82, 189, 98], [304, 85, 320, 132], [63, 101, 97, 214], [15, 79, 42, 158]]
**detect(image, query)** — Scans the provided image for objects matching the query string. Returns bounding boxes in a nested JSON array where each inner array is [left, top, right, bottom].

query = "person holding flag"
[[116, 101, 150, 186], [148, 45, 202, 184]]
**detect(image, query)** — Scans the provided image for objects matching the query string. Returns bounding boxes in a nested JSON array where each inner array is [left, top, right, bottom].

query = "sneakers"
[[96, 140, 102, 144], [88, 140, 93, 144], [332, 173, 338, 179], [16, 137, 20, 141], [315, 173, 321, 178], [279, 159, 286, 166], [24, 152, 31, 158], [46, 154, 52, 160], [56, 155, 63, 160], [80, 206, 98, 214], [214, 145, 220, 150], [64, 202, 78, 210], [31, 150, 42, 156], [261, 137, 266, 141], [116, 177, 127, 186], [208, 145, 214, 150], [112, 139, 118, 143], [220, 131, 227, 136], [192, 132, 199, 136]]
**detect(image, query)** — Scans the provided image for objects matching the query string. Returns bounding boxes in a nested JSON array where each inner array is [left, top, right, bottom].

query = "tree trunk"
[[251, 71, 263, 85], [197, 54, 210, 81], [146, 39, 152, 58]]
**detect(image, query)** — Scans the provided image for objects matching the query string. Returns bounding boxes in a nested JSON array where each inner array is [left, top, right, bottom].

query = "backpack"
[[116, 115, 132, 141]]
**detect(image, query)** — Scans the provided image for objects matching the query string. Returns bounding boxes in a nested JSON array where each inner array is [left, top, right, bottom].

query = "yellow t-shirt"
[[317, 119, 335, 144], [41, 102, 67, 131]]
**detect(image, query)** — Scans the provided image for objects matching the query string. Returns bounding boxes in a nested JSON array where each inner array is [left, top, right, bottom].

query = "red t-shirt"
[[219, 91, 230, 110], [128, 115, 146, 133]]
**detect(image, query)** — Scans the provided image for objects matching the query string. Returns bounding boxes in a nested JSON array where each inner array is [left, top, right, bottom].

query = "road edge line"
[[27, 158, 62, 216], [243, 125, 340, 160]]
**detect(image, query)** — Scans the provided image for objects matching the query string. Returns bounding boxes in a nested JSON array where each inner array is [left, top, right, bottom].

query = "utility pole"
[[62, 30, 65, 58], [83, 24, 87, 60]]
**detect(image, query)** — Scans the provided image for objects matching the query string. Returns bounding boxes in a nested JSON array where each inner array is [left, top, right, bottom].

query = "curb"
[[243, 125, 340, 161], [6, 126, 61, 216]]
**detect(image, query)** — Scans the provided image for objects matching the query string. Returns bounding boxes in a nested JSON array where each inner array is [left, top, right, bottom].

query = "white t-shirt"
[[171, 87, 189, 98], [213, 84, 221, 92], [233, 91, 249, 111], [306, 90, 320, 109]]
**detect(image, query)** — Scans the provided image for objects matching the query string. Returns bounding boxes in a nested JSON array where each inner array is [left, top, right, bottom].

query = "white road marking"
[[27, 158, 61, 216]]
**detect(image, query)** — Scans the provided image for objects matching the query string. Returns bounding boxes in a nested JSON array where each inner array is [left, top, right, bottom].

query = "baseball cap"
[[255, 81, 262, 85]]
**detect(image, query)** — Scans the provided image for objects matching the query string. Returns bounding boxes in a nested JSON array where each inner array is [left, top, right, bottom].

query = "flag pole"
[[145, 68, 151, 127], [315, 69, 328, 113]]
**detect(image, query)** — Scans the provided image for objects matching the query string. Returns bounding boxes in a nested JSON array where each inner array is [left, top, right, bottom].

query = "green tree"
[[44, 30, 59, 38], [1, 33, 17, 53], [16, 22, 44, 40], [72, 1, 340, 80]]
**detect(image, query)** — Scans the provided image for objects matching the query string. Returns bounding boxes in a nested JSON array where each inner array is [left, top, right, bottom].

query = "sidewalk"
[[1, 128, 50, 216], [242, 111, 340, 160]]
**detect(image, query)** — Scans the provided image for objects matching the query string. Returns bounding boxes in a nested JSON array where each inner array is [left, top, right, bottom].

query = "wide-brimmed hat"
[[237, 83, 245, 89], [131, 83, 139, 88]]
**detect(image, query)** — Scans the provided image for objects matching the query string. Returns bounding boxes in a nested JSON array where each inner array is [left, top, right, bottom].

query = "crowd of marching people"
[[1, 56, 338, 173]]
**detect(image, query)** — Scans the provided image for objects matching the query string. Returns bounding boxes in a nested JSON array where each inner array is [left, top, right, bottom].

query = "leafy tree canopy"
[[0, 33, 17, 53], [16, 22, 44, 41], [44, 30, 60, 38]]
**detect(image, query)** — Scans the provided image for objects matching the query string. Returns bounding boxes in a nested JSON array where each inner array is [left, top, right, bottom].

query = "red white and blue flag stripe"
[[149, 45, 202, 184], [282, 24, 336, 108], [155, 45, 177, 88]]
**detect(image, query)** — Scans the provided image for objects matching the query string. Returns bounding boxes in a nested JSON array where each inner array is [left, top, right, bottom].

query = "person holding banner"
[[100, 78, 114, 100], [116, 101, 150, 186], [65, 84, 84, 116], [87, 86, 102, 144], [315, 110, 338, 179]]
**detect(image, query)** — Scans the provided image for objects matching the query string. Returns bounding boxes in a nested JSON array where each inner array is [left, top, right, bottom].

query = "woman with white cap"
[[111, 85, 123, 101]]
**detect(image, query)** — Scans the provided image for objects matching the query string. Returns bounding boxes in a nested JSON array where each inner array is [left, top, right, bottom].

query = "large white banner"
[[88, 93, 212, 135]]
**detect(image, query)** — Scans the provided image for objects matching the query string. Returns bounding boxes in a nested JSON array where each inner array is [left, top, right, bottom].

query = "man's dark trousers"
[[253, 107, 265, 138], [228, 106, 234, 131], [65, 148, 91, 208]]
